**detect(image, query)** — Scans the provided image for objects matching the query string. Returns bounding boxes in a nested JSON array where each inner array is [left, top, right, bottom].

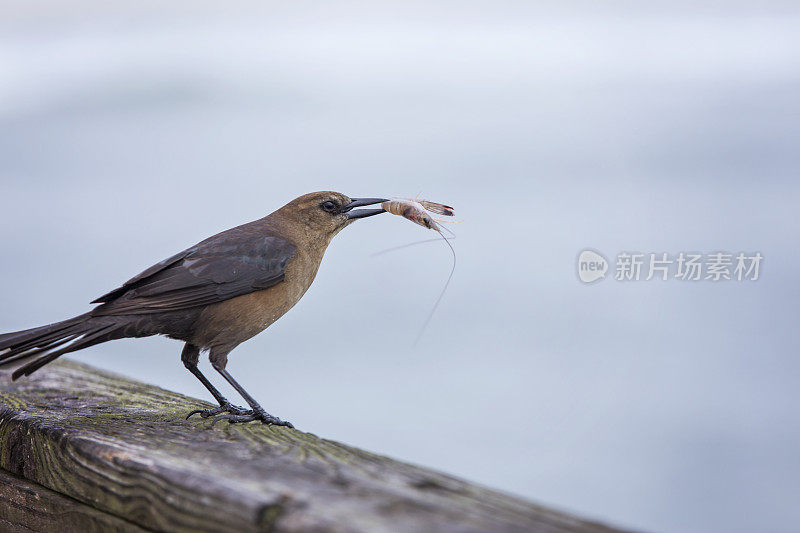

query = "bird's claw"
[[210, 409, 294, 428], [186, 402, 253, 420]]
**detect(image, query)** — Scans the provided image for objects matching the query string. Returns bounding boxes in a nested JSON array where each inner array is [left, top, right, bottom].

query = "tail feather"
[[0, 313, 126, 380], [0, 335, 80, 366], [1, 325, 85, 359], [0, 314, 88, 349], [0, 314, 88, 360], [11, 324, 121, 379]]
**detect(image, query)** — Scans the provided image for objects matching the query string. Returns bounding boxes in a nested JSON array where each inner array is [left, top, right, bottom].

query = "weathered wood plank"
[[0, 468, 147, 533], [0, 360, 629, 532]]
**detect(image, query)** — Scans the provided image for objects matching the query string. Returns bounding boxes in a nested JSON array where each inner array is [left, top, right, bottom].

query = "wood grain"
[[0, 360, 630, 532], [0, 469, 146, 532]]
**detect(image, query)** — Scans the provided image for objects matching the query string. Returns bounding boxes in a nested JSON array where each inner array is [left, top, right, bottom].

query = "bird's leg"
[[208, 349, 293, 428], [181, 343, 252, 419], [211, 365, 294, 428]]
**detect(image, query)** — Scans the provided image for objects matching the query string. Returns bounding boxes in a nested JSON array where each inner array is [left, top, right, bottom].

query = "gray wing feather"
[[91, 232, 296, 315]]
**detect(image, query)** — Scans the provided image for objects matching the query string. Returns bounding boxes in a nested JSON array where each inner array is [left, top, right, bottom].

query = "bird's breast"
[[190, 247, 323, 349]]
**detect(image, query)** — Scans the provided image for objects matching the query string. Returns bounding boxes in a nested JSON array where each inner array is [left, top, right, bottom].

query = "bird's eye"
[[321, 200, 338, 213]]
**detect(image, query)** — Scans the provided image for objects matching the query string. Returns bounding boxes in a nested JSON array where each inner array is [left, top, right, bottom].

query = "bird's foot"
[[186, 401, 253, 420], [211, 407, 294, 428]]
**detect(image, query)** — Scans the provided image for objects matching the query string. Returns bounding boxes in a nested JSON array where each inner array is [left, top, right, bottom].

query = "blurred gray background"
[[1, 2, 799, 532]]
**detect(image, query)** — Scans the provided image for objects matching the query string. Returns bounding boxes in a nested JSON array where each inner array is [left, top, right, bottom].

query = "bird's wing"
[[90, 230, 296, 315], [90, 249, 192, 304]]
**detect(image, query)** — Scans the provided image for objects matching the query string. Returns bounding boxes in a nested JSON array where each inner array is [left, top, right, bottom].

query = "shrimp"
[[382, 198, 437, 229], [381, 198, 455, 228], [418, 200, 455, 217], [381, 197, 457, 345]]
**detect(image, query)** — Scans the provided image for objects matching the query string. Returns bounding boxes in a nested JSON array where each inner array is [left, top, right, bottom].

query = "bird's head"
[[274, 191, 388, 244]]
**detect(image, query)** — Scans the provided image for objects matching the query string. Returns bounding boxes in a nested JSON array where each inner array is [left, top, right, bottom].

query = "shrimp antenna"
[[436, 223, 457, 239], [371, 236, 457, 257], [413, 228, 456, 347]]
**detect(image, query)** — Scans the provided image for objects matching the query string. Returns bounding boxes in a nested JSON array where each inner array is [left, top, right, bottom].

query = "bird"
[[0, 192, 388, 427]]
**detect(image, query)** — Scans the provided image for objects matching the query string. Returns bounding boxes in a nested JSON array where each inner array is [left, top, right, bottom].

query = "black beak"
[[344, 197, 388, 220]]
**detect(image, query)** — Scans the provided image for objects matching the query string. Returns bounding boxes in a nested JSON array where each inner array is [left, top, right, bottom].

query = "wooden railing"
[[0, 360, 629, 532]]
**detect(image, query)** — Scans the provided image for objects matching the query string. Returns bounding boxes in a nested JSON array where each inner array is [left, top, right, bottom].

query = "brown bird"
[[0, 192, 388, 426]]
